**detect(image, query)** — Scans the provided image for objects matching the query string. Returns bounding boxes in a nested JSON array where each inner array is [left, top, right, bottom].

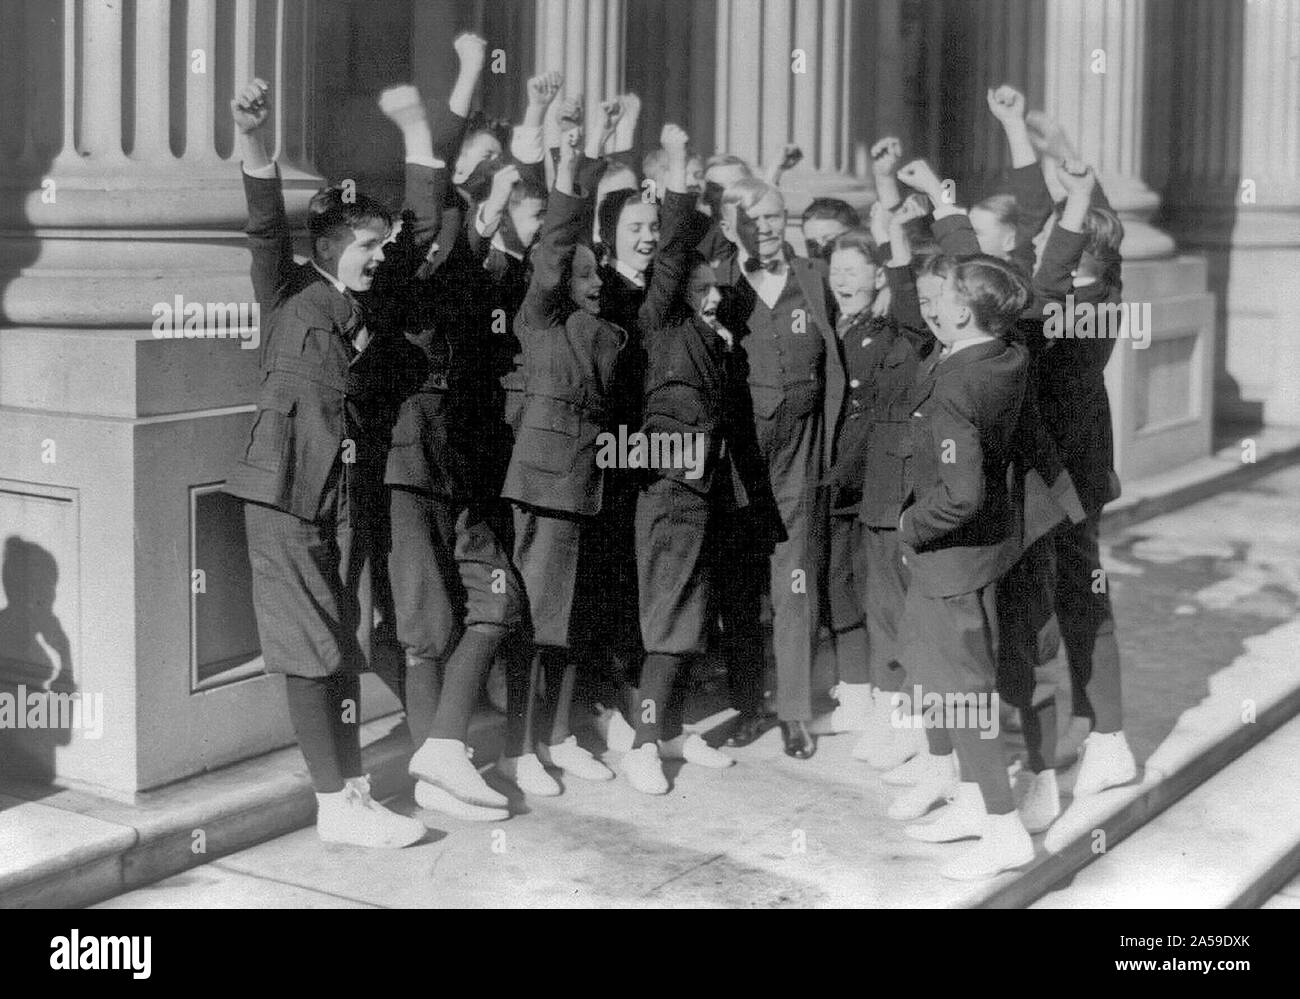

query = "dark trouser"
[[1053, 509, 1123, 733], [901, 582, 1014, 814], [710, 507, 769, 720], [828, 518, 911, 689], [387, 487, 524, 747], [243, 475, 374, 793], [996, 534, 1060, 772], [572, 478, 644, 716], [507, 503, 607, 752], [632, 479, 722, 746], [755, 404, 823, 723]]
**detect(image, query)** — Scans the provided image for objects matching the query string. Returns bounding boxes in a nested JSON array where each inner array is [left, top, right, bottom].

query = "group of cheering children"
[[225, 32, 1140, 882]]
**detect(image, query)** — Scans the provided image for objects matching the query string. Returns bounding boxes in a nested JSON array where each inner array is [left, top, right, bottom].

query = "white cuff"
[[242, 162, 278, 179], [406, 154, 446, 169], [510, 125, 544, 165]]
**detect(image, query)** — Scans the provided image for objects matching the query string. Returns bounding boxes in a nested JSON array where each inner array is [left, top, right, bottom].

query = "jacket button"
[[850, 378, 860, 389]]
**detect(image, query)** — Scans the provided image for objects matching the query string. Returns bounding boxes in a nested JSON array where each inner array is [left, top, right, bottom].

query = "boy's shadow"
[[0, 536, 75, 798]]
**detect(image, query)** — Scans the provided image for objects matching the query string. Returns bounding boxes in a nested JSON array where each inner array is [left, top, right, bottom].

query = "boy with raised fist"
[[225, 79, 425, 849], [373, 60, 527, 824], [497, 123, 626, 795], [1033, 160, 1137, 829]]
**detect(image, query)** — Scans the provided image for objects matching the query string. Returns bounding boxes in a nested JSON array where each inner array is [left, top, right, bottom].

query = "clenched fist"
[[231, 79, 270, 134]]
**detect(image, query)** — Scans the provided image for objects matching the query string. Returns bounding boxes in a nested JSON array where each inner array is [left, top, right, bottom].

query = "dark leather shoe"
[[725, 712, 775, 748], [780, 721, 816, 760]]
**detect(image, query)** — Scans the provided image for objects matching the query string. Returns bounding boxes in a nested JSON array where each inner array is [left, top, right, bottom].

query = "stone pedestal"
[[0, 0, 398, 794]]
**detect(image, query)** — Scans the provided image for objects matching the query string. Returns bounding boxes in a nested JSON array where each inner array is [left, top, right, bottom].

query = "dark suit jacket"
[[501, 188, 624, 516], [898, 338, 1028, 597], [713, 251, 847, 469], [225, 169, 419, 522], [1031, 219, 1123, 512], [826, 307, 932, 526], [931, 209, 1085, 548]]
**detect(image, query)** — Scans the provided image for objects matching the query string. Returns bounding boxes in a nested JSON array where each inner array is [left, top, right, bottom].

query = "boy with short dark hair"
[[225, 79, 425, 849]]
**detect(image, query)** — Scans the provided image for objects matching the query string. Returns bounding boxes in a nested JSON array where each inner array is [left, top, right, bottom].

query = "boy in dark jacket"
[[889, 252, 1037, 881], [225, 80, 425, 849], [820, 214, 934, 771], [497, 122, 627, 796], [620, 126, 784, 793]]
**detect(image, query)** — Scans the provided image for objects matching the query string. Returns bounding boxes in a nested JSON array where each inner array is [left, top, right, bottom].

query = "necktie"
[[743, 255, 782, 274]]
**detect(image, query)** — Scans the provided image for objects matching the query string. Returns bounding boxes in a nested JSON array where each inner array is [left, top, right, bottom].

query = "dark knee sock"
[[633, 653, 682, 748], [328, 672, 363, 780], [503, 635, 536, 758], [833, 626, 871, 685], [537, 647, 577, 747], [430, 624, 507, 743], [404, 653, 443, 748], [285, 674, 347, 793], [952, 726, 1015, 814], [1020, 685, 1058, 773]]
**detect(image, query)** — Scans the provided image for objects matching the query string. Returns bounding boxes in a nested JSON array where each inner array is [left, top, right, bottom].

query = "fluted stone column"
[[533, 0, 626, 137], [1162, 0, 1300, 427], [1042, 0, 1175, 259], [713, 0, 871, 221], [0, 0, 331, 792]]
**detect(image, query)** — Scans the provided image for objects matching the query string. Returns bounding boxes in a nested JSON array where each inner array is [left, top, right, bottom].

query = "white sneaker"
[[660, 733, 734, 769], [853, 690, 917, 770], [497, 753, 561, 797], [537, 735, 614, 781], [316, 776, 426, 848], [882, 747, 935, 786], [622, 742, 669, 795], [1072, 731, 1138, 797], [827, 682, 874, 733], [409, 738, 508, 809], [593, 705, 636, 752], [905, 782, 987, 842], [940, 812, 1035, 881], [1016, 768, 1061, 833], [886, 753, 959, 821], [413, 780, 508, 821]]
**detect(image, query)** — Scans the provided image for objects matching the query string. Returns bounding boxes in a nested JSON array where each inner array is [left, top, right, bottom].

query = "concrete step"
[[1029, 716, 1300, 908]]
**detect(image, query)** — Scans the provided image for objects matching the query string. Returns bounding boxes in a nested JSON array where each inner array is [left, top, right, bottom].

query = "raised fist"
[[488, 163, 522, 205], [453, 32, 488, 70], [891, 193, 930, 227], [896, 158, 943, 196], [660, 123, 690, 151], [231, 79, 270, 134], [870, 136, 902, 177], [557, 126, 582, 168], [377, 84, 426, 128], [556, 96, 584, 132], [777, 144, 804, 171], [599, 97, 623, 134], [1056, 158, 1096, 197], [527, 71, 563, 107], [986, 84, 1026, 124]]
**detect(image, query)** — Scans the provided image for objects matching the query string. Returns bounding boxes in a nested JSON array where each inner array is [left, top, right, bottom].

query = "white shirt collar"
[[490, 232, 524, 262], [311, 260, 348, 295], [614, 258, 647, 289], [943, 333, 996, 358]]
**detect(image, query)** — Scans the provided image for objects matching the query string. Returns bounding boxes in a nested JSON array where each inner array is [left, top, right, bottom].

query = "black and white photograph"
[[0, 0, 1297, 935]]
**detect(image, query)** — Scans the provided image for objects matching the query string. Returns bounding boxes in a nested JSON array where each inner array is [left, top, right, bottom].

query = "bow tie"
[[744, 255, 783, 274]]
